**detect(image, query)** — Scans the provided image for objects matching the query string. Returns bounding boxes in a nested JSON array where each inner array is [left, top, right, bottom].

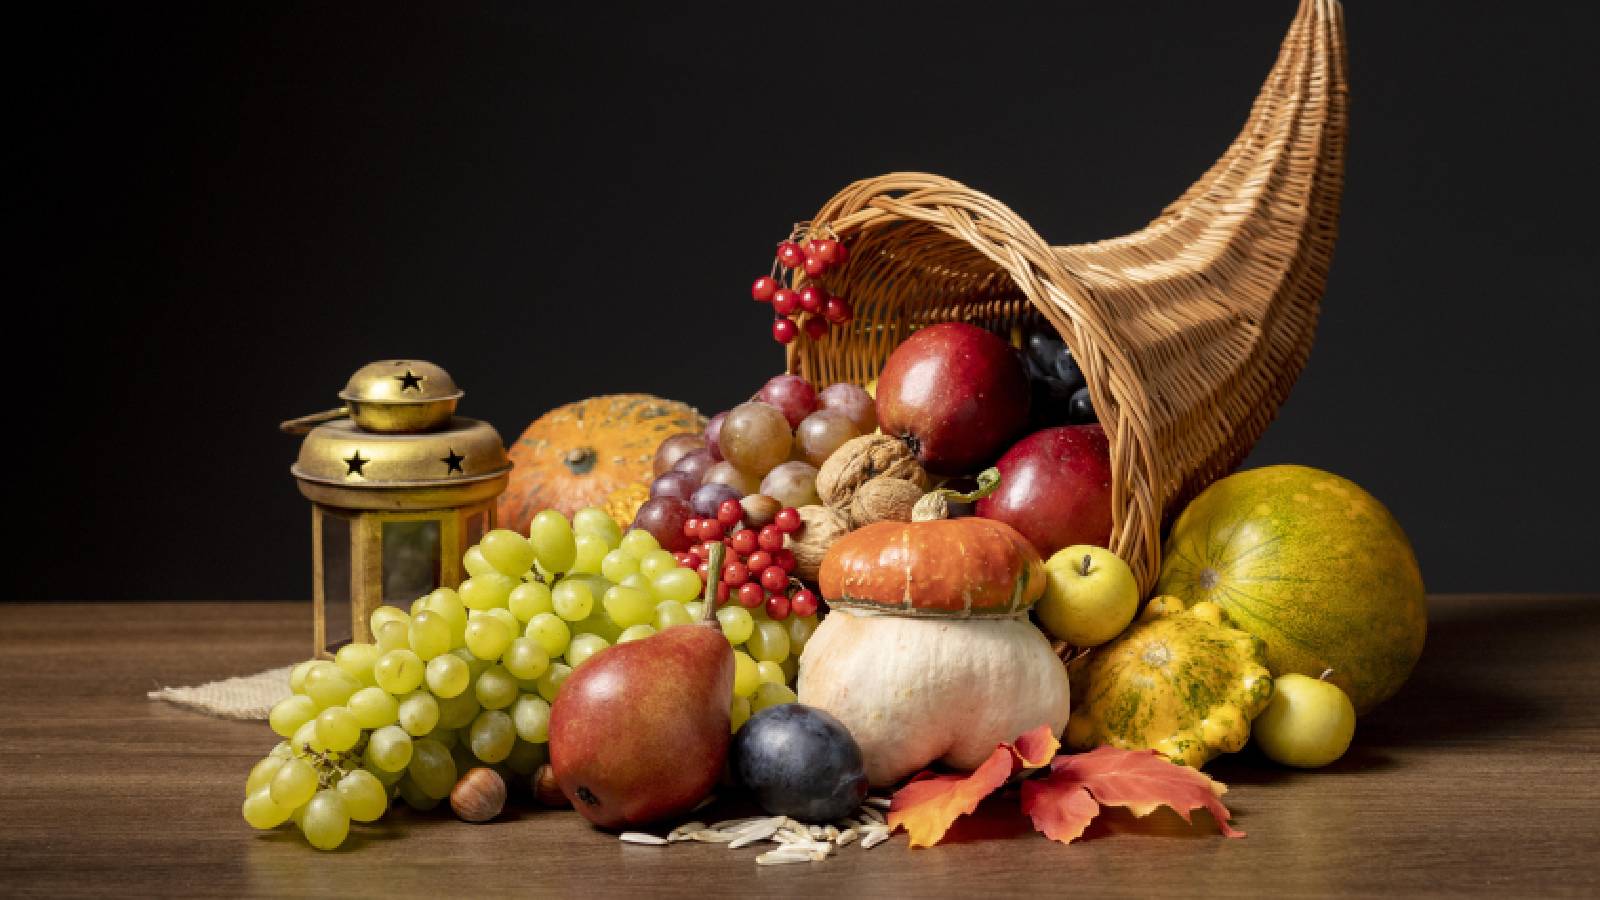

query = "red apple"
[[976, 424, 1113, 557], [875, 323, 1029, 474]]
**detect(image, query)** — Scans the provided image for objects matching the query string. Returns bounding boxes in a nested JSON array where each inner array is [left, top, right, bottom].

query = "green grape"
[[348, 686, 399, 729], [747, 621, 791, 663], [426, 726, 459, 749], [242, 787, 293, 829], [374, 649, 425, 694], [469, 710, 516, 763], [463, 545, 497, 578], [335, 643, 380, 686], [370, 606, 410, 637], [301, 789, 350, 851], [716, 607, 755, 645], [617, 623, 656, 643], [481, 607, 520, 638], [288, 659, 322, 695], [450, 742, 477, 778], [397, 690, 440, 736], [305, 667, 360, 710], [508, 581, 554, 622], [375, 620, 410, 654], [729, 696, 752, 733], [365, 724, 414, 772], [524, 613, 571, 657], [426, 595, 469, 648], [511, 694, 551, 743], [450, 646, 490, 680], [551, 579, 594, 622], [407, 738, 457, 799], [570, 533, 608, 575], [752, 682, 798, 712], [780, 655, 797, 684], [599, 549, 639, 582], [464, 616, 513, 661], [572, 507, 623, 548], [619, 528, 660, 559], [481, 528, 536, 576], [757, 660, 786, 686], [501, 637, 550, 681], [290, 719, 325, 754], [619, 572, 659, 601], [245, 755, 286, 795], [749, 602, 770, 622], [786, 614, 817, 653], [435, 692, 481, 730], [572, 609, 622, 644], [315, 706, 362, 752], [565, 633, 610, 668], [269, 740, 294, 759], [460, 573, 516, 612], [425, 654, 470, 698], [684, 601, 707, 623], [603, 584, 655, 629], [269, 756, 318, 809], [269, 694, 318, 738], [336, 769, 389, 823], [655, 601, 692, 631], [397, 776, 440, 811], [529, 510, 577, 574], [475, 664, 519, 710], [408, 610, 452, 660], [732, 651, 760, 698], [504, 739, 548, 775], [535, 662, 572, 702], [653, 567, 702, 604], [366, 762, 404, 787], [638, 549, 678, 580]]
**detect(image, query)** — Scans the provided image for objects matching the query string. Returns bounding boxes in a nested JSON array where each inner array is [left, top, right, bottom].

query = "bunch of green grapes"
[[242, 506, 813, 850]]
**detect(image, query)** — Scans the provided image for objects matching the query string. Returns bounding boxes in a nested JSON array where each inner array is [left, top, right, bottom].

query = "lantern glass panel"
[[463, 509, 489, 546], [320, 509, 353, 647], [382, 519, 441, 606]]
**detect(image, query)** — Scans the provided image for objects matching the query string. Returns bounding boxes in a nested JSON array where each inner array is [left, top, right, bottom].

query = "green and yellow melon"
[[1154, 465, 1425, 715]]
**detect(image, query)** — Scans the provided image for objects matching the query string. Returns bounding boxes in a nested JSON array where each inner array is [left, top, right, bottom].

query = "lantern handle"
[[279, 407, 350, 435]]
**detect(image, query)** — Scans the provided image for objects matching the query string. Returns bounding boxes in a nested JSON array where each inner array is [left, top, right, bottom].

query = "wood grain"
[[1, 596, 1596, 898]]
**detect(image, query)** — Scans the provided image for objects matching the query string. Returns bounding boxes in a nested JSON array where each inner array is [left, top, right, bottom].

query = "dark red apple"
[[975, 424, 1113, 557], [875, 323, 1029, 474]]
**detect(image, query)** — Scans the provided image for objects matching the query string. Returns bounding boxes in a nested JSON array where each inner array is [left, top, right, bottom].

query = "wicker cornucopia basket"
[[786, 0, 1346, 594]]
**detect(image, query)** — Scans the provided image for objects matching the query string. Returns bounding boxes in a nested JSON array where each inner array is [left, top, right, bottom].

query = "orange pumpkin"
[[819, 518, 1045, 617], [499, 394, 705, 531]]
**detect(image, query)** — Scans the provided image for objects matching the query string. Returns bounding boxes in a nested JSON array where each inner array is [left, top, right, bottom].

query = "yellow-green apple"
[[1252, 673, 1356, 767], [1037, 545, 1139, 646]]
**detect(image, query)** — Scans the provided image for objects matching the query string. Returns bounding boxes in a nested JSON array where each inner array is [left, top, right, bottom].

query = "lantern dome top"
[[339, 359, 462, 406]]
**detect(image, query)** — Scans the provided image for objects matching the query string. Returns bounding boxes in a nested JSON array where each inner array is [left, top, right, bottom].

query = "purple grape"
[[650, 471, 698, 502], [671, 449, 714, 485], [690, 482, 743, 518], [631, 496, 693, 552], [704, 411, 728, 462]]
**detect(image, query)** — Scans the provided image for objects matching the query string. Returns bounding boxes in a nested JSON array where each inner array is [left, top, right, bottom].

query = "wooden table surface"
[[1, 596, 1597, 899]]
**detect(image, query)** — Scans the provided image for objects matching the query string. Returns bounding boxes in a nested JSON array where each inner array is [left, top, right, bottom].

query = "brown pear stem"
[[700, 541, 725, 626]]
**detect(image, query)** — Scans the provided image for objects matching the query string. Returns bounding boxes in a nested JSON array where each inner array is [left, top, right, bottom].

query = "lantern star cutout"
[[344, 450, 370, 477], [395, 369, 425, 392], [440, 448, 465, 475]]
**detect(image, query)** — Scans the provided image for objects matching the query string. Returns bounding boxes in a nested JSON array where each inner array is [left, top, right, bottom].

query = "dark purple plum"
[[731, 704, 867, 822]]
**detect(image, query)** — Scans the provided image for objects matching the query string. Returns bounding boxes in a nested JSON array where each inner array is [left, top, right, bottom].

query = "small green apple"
[[1037, 545, 1139, 647], [1253, 673, 1356, 768]]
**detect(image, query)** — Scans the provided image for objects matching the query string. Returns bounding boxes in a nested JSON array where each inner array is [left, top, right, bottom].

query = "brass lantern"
[[283, 360, 510, 657]]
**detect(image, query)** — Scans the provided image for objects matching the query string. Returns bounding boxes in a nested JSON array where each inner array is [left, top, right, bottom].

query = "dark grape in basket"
[[1068, 386, 1095, 423]]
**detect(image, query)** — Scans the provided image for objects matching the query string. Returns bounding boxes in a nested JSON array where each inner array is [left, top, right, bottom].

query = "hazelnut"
[[450, 767, 506, 823], [532, 763, 570, 808]]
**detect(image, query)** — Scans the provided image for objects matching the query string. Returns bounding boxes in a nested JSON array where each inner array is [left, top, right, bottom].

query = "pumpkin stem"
[[1319, 668, 1334, 682], [699, 542, 725, 627], [561, 447, 597, 475]]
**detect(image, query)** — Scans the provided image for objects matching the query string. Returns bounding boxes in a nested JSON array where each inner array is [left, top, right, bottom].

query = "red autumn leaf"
[[887, 725, 1060, 848], [1022, 746, 1244, 845]]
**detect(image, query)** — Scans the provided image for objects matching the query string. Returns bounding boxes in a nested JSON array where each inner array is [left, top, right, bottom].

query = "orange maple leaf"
[[1021, 746, 1244, 844], [887, 725, 1060, 848]]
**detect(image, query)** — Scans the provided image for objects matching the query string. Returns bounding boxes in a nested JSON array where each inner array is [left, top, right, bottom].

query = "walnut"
[[784, 505, 852, 581], [850, 477, 924, 526], [816, 434, 927, 512], [911, 491, 949, 522]]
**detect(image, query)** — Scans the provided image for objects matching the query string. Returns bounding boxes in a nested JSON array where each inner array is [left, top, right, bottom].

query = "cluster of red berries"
[[751, 235, 854, 345], [671, 500, 819, 621]]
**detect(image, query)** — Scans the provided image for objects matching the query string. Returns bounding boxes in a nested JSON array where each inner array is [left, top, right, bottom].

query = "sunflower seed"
[[861, 828, 890, 850], [726, 817, 783, 848], [860, 807, 886, 824], [689, 830, 733, 843], [865, 797, 892, 809], [667, 822, 705, 841], [620, 832, 668, 845], [709, 816, 768, 830], [756, 849, 814, 866], [836, 827, 859, 847]]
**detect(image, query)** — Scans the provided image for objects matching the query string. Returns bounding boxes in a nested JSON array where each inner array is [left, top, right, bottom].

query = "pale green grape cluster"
[[246, 506, 796, 851]]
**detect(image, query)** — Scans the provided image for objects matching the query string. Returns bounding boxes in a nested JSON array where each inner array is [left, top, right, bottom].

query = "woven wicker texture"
[[787, 0, 1346, 593]]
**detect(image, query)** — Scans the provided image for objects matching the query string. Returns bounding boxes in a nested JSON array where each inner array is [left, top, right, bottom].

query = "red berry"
[[745, 550, 773, 573], [772, 319, 798, 344], [771, 288, 798, 316], [729, 529, 759, 554], [696, 561, 711, 580], [809, 239, 839, 264], [771, 548, 797, 573], [758, 525, 785, 552], [823, 296, 852, 324], [698, 519, 725, 542], [716, 581, 732, 604], [833, 242, 849, 266], [683, 517, 701, 538], [773, 507, 803, 534], [776, 242, 805, 269], [738, 582, 766, 609], [802, 254, 828, 278], [689, 542, 708, 560], [803, 317, 829, 341], [765, 591, 791, 621], [751, 276, 778, 303], [760, 565, 788, 593], [791, 588, 820, 618], [673, 552, 695, 568], [716, 499, 744, 527], [722, 561, 749, 587], [798, 285, 827, 313]]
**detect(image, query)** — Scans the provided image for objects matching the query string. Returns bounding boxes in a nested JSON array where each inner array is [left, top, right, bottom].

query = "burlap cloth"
[[148, 666, 293, 720]]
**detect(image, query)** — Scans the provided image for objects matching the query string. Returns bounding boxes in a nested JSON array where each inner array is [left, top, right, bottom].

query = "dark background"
[[16, 1, 1597, 600]]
